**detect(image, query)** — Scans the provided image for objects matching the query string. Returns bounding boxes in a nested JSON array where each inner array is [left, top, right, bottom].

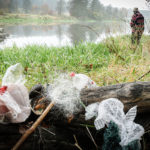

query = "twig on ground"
[[73, 135, 83, 150], [142, 136, 146, 150], [38, 126, 44, 144], [12, 102, 54, 150], [41, 127, 56, 136], [86, 126, 98, 150], [138, 70, 150, 80], [144, 130, 150, 134]]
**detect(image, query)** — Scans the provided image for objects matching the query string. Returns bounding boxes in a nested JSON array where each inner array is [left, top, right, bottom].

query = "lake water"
[[0, 21, 132, 49]]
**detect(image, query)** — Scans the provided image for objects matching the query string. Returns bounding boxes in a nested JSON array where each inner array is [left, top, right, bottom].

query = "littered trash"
[[2, 63, 26, 86], [70, 72, 98, 91], [0, 63, 31, 123], [48, 73, 97, 117], [85, 98, 144, 147]]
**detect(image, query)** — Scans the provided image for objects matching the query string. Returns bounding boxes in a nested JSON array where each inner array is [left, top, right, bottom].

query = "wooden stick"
[[138, 70, 150, 80], [12, 102, 54, 150]]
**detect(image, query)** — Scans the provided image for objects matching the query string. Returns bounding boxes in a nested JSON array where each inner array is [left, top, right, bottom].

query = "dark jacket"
[[130, 12, 144, 33]]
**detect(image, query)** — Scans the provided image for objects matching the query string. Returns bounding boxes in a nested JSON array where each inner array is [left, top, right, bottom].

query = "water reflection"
[[0, 21, 130, 49]]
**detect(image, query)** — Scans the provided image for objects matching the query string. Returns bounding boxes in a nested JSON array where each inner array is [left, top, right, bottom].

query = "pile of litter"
[[48, 72, 97, 117], [0, 64, 147, 150]]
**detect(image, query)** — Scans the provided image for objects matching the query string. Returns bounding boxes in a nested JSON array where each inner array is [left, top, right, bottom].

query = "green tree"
[[69, 0, 89, 19], [90, 0, 101, 12], [23, 0, 31, 13], [10, 0, 18, 12], [89, 0, 103, 19], [57, 0, 66, 16]]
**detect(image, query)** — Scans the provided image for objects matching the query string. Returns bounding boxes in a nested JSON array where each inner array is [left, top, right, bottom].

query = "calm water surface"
[[0, 21, 131, 49]]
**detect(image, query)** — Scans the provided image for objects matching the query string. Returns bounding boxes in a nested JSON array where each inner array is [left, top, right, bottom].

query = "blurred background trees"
[[0, 0, 131, 20]]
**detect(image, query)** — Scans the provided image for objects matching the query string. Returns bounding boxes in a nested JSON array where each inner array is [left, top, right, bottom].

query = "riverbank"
[[0, 35, 150, 89], [0, 13, 78, 25], [0, 13, 121, 25]]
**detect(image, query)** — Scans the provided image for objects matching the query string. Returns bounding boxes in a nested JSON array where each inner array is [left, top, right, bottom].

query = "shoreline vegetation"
[[0, 13, 78, 25], [0, 13, 123, 25], [0, 35, 150, 89]]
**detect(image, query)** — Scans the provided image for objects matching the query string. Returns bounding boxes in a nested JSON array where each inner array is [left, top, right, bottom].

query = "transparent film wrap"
[[0, 63, 31, 123]]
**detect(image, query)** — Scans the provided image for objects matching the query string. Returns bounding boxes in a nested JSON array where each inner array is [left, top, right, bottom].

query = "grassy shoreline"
[[0, 35, 150, 89], [0, 13, 122, 25], [0, 13, 78, 25]]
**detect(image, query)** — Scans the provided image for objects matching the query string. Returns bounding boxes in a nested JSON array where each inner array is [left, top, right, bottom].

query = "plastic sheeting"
[[85, 98, 144, 146], [2, 63, 26, 86], [0, 63, 31, 123]]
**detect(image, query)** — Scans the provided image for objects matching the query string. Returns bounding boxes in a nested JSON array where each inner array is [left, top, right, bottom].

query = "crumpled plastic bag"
[[70, 72, 97, 91], [85, 98, 144, 147], [0, 63, 31, 123], [2, 63, 26, 86]]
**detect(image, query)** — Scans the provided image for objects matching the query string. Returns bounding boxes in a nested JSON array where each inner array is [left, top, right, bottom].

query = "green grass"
[[0, 35, 150, 89], [0, 13, 77, 25]]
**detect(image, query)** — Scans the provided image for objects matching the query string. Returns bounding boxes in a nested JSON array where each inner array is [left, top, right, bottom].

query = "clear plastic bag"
[[0, 63, 31, 123], [2, 63, 26, 86]]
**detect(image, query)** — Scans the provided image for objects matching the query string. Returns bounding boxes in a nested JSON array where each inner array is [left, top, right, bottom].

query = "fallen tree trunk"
[[80, 81, 150, 113], [30, 82, 150, 130]]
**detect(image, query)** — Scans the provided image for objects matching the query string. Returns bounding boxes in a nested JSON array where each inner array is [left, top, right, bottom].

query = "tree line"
[[0, 0, 128, 20], [69, 0, 128, 20]]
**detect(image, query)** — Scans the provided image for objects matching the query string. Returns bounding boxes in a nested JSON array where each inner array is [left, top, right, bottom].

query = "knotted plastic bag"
[[70, 72, 97, 91], [0, 63, 31, 123], [85, 98, 144, 147]]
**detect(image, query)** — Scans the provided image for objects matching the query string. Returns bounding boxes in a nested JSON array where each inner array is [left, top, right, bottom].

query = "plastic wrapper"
[[0, 63, 31, 123], [70, 72, 98, 90], [85, 98, 144, 147]]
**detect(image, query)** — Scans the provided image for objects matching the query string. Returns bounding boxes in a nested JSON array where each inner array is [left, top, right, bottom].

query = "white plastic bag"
[[70, 72, 97, 90], [85, 98, 144, 146], [0, 63, 31, 123]]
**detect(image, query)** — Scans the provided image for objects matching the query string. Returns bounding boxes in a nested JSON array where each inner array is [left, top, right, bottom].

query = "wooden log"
[[29, 82, 150, 130], [80, 81, 150, 113], [30, 82, 150, 114]]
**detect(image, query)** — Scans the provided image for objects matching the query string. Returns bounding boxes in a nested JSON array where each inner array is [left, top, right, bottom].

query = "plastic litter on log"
[[0, 63, 31, 123], [85, 98, 144, 147]]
